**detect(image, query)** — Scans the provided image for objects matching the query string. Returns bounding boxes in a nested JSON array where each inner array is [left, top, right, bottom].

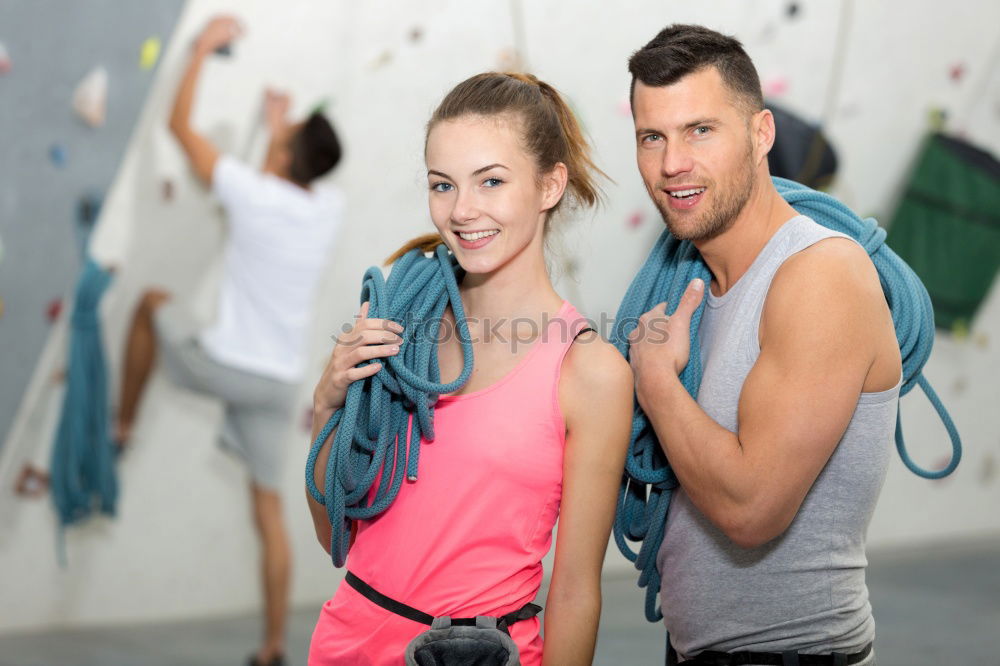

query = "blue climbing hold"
[[50, 143, 68, 168]]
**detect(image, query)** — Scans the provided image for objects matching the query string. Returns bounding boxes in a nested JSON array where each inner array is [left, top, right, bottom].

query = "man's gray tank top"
[[657, 215, 901, 657]]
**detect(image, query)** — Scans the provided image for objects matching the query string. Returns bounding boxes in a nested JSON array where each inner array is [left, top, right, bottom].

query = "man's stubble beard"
[[654, 144, 756, 243]]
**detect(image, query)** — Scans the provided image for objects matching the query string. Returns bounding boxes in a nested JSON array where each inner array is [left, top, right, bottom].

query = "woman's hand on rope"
[[313, 301, 404, 416]]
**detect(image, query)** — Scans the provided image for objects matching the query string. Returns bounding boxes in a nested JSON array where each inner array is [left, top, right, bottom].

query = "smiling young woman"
[[306, 72, 633, 666]]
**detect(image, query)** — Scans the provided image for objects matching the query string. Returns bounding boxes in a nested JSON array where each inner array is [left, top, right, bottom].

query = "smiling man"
[[625, 25, 901, 665]]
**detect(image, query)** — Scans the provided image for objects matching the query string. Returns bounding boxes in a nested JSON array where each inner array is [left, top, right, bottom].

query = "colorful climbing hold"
[[409, 26, 424, 43], [758, 22, 777, 44], [949, 62, 965, 83], [369, 50, 393, 70], [310, 98, 331, 115], [980, 453, 997, 486], [50, 144, 68, 168], [72, 66, 108, 128], [75, 192, 102, 257], [628, 210, 646, 229], [950, 319, 969, 340], [214, 43, 232, 57], [46, 298, 63, 323], [563, 257, 581, 281], [162, 179, 174, 202], [140, 36, 161, 70], [15, 464, 50, 498], [932, 454, 955, 482], [0, 40, 11, 75], [77, 192, 102, 229], [496, 48, 522, 72], [302, 405, 314, 433], [786, 3, 800, 19], [927, 107, 948, 132], [763, 76, 789, 98]]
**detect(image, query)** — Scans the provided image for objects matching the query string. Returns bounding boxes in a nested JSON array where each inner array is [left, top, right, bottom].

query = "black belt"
[[345, 570, 541, 633], [668, 642, 872, 666]]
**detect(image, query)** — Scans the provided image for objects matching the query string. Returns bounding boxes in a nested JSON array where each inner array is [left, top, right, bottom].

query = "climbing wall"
[[0, 0, 185, 452]]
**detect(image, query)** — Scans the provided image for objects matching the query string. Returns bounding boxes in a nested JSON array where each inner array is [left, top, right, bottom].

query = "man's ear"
[[541, 162, 569, 212], [279, 131, 298, 171], [752, 109, 776, 166]]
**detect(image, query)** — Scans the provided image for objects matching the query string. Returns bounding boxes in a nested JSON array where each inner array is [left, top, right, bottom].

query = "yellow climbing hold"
[[140, 36, 161, 70], [950, 319, 969, 340]]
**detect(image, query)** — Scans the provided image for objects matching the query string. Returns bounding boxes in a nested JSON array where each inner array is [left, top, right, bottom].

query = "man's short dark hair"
[[289, 112, 342, 185], [628, 24, 763, 115]]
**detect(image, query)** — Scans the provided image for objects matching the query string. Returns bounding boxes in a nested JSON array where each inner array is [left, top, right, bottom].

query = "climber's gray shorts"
[[153, 301, 298, 490]]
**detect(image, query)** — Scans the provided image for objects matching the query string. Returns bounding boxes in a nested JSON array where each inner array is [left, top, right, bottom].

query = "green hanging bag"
[[886, 132, 1000, 330]]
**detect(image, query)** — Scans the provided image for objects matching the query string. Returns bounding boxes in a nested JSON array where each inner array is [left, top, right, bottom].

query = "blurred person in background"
[[115, 15, 344, 666]]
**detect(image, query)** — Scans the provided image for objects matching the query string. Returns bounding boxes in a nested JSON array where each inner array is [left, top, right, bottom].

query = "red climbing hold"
[[46, 298, 63, 323]]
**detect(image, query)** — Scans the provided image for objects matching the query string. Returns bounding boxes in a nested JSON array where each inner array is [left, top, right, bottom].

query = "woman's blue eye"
[[483, 177, 503, 187], [431, 182, 453, 192]]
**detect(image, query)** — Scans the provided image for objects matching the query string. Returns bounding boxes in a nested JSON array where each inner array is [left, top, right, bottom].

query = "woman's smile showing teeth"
[[455, 229, 499, 249]]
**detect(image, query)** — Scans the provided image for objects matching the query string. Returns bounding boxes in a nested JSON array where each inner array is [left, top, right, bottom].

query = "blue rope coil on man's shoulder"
[[610, 177, 963, 622], [305, 244, 474, 567]]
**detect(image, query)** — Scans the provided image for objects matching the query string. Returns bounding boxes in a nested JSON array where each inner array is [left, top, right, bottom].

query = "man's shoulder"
[[762, 232, 888, 358], [213, 154, 266, 199], [772, 233, 880, 309]]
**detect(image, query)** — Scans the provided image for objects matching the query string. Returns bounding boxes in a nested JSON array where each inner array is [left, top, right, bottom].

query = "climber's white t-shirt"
[[199, 155, 343, 383]]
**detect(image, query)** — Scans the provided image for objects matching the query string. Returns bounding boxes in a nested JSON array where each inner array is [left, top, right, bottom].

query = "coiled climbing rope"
[[305, 244, 474, 567], [610, 177, 963, 622]]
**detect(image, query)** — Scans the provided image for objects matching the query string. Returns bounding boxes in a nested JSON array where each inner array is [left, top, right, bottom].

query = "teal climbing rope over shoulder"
[[610, 176, 962, 622], [305, 244, 475, 567]]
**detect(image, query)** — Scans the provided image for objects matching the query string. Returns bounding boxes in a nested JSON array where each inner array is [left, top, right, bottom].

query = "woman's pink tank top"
[[308, 301, 590, 665]]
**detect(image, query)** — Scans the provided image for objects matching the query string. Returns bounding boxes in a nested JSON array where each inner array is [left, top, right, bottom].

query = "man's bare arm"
[[168, 16, 242, 185], [635, 240, 896, 547]]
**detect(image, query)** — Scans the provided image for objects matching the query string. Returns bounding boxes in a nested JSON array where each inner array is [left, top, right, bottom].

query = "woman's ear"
[[540, 162, 569, 212]]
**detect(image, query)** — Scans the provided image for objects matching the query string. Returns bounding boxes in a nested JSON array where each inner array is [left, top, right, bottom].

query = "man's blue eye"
[[694, 126, 711, 136], [642, 134, 661, 143], [431, 182, 453, 192]]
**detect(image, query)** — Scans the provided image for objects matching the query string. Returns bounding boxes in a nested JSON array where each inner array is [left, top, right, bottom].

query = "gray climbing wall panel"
[[0, 0, 186, 447]]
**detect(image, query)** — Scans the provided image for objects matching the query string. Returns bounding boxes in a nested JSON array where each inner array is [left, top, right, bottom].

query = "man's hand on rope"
[[628, 278, 704, 409]]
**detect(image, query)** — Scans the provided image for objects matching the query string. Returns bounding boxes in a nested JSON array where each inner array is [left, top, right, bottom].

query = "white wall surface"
[[1, 0, 998, 633]]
